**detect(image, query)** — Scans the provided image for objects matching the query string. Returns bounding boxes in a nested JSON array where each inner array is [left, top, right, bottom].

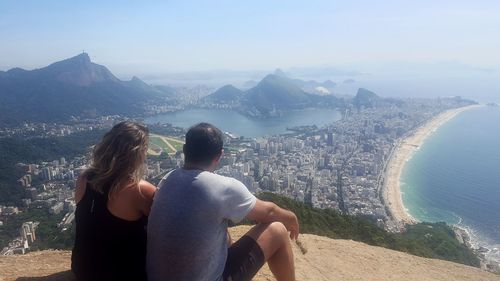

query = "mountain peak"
[[127, 76, 152, 90], [71, 52, 91, 63], [6, 67, 28, 75], [355, 88, 379, 99], [354, 88, 380, 108], [217, 84, 241, 92], [0, 54, 165, 124], [43, 53, 118, 86], [242, 74, 311, 116], [48, 53, 92, 70], [259, 74, 298, 87], [130, 76, 147, 85], [47, 53, 92, 69], [274, 68, 287, 77], [203, 84, 243, 103]]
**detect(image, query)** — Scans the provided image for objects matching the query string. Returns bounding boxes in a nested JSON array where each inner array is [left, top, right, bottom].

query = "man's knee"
[[248, 222, 290, 261], [266, 222, 288, 240], [246, 222, 288, 246]]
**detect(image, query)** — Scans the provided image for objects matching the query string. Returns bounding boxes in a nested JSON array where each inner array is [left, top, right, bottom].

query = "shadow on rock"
[[16, 270, 76, 281]]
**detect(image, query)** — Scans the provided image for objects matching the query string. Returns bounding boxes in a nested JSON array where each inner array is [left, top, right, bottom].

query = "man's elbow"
[[261, 201, 279, 222], [248, 200, 276, 222]]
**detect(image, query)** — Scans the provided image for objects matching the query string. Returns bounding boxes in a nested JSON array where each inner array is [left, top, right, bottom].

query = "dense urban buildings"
[[0, 96, 472, 254]]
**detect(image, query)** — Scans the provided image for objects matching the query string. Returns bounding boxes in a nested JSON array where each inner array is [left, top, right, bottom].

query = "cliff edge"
[[1, 225, 499, 281]]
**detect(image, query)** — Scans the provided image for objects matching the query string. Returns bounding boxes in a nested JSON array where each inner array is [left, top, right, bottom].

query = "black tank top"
[[71, 181, 148, 281]]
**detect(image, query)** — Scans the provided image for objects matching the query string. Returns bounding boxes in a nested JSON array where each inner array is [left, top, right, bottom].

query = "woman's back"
[[71, 121, 155, 281], [71, 180, 148, 281]]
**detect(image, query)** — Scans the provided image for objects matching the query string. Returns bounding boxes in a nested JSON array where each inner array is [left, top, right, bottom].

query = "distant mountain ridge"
[[0, 54, 391, 124], [242, 74, 312, 116], [271, 68, 337, 94], [0, 53, 171, 125], [201, 84, 243, 104], [204, 74, 344, 117], [354, 88, 380, 108]]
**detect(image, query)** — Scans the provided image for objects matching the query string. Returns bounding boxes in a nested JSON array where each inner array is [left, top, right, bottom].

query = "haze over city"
[[1, 0, 499, 101]]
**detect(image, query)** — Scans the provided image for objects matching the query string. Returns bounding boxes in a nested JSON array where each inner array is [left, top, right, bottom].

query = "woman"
[[71, 121, 156, 281]]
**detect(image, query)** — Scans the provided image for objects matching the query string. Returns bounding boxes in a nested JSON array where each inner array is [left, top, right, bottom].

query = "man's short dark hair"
[[183, 123, 224, 165]]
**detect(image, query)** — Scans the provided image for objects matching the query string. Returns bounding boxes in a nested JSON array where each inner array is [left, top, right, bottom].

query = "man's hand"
[[284, 211, 299, 240]]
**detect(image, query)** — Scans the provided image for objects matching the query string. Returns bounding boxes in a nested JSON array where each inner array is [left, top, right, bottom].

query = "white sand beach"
[[383, 105, 481, 224]]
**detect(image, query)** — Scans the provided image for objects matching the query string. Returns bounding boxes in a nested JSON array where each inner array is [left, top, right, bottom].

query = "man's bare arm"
[[246, 199, 299, 240], [227, 231, 233, 246]]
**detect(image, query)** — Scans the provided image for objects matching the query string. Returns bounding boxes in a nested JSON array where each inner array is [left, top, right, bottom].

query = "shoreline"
[[382, 104, 481, 225], [381, 103, 500, 273], [453, 225, 500, 272]]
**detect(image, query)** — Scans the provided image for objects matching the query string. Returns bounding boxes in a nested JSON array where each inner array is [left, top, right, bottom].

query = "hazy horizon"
[[1, 1, 499, 101]]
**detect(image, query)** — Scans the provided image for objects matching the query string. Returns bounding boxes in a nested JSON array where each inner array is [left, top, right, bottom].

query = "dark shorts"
[[223, 235, 265, 281]]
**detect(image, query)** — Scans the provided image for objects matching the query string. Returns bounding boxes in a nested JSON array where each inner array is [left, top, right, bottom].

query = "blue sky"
[[1, 1, 499, 100]]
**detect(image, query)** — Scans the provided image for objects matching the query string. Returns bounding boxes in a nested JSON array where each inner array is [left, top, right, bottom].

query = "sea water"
[[401, 106, 500, 263]]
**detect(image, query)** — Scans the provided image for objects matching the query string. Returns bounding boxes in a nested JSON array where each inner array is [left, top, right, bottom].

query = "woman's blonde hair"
[[84, 121, 149, 196]]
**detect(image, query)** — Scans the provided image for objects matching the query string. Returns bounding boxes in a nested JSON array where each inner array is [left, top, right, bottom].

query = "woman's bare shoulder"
[[138, 180, 156, 199], [135, 180, 156, 216]]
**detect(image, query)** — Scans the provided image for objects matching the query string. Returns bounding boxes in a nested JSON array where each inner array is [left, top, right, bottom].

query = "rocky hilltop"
[[1, 225, 498, 281], [0, 53, 172, 125]]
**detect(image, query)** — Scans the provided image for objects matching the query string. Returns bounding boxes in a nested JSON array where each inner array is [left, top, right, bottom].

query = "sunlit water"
[[401, 106, 500, 263]]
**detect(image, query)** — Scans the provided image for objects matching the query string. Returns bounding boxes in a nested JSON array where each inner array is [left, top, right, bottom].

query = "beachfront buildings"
[[216, 97, 474, 230]]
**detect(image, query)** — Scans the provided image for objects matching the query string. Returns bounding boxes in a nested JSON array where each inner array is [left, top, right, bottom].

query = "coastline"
[[453, 225, 500, 272], [382, 105, 481, 225]]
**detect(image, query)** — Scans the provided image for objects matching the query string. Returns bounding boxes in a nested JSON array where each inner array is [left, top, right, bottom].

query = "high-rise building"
[[41, 167, 52, 181], [26, 188, 38, 200], [20, 221, 38, 244], [327, 132, 334, 146], [49, 202, 64, 215]]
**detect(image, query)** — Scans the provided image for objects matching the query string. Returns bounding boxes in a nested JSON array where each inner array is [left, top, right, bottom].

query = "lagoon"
[[145, 108, 341, 138]]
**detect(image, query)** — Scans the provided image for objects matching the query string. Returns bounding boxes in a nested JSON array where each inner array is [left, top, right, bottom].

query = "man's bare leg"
[[243, 222, 295, 281]]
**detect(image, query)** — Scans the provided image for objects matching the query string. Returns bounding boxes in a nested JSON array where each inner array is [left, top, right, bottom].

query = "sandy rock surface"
[[1, 225, 499, 281]]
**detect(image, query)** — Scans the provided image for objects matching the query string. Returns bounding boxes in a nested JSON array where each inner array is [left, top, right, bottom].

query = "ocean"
[[401, 106, 500, 263]]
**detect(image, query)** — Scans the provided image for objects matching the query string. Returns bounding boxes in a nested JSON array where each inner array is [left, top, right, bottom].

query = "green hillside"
[[253, 192, 480, 267], [203, 84, 243, 103], [0, 54, 171, 125], [242, 74, 311, 115], [0, 130, 106, 205]]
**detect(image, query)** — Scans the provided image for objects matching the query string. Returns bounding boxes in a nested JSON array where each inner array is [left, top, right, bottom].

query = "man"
[[147, 123, 299, 281]]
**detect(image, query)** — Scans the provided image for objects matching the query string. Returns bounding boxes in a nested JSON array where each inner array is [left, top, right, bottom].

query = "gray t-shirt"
[[147, 169, 257, 281]]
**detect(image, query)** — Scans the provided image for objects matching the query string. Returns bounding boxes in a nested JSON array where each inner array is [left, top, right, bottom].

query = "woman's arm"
[[137, 180, 157, 216], [75, 174, 87, 204]]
